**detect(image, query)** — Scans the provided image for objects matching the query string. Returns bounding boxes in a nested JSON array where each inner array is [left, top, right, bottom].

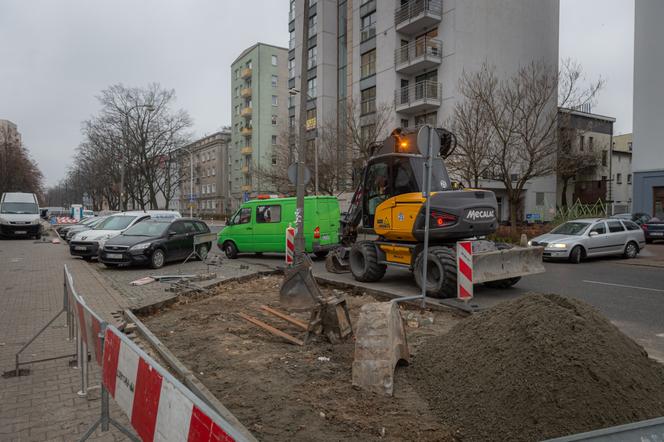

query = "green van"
[[218, 196, 340, 259]]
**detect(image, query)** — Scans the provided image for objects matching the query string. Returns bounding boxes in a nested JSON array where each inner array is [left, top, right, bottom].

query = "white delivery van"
[[0, 192, 43, 239]]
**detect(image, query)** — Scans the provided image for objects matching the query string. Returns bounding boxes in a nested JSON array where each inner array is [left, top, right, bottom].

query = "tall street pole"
[[294, 0, 310, 263], [190, 149, 194, 218]]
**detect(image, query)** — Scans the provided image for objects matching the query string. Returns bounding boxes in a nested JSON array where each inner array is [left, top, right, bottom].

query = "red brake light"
[[642, 224, 648, 231], [430, 211, 457, 227], [314, 226, 320, 239]]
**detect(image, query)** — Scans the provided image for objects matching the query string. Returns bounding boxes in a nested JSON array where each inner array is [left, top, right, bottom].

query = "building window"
[[627, 174, 632, 184], [579, 135, 584, 151], [616, 173, 622, 184], [235, 87, 239, 98], [213, 168, 216, 176], [401, 118, 409, 128], [361, 49, 376, 79], [589, 136, 594, 151], [361, 87, 376, 115], [360, 11, 376, 42], [308, 46, 317, 69], [246, 60, 252, 69], [536, 192, 545, 206], [234, 105, 239, 115], [306, 108, 317, 130], [307, 77, 317, 98], [309, 14, 318, 35], [272, 114, 278, 125], [602, 150, 608, 166], [288, 95, 295, 108], [289, 30, 295, 50], [271, 55, 278, 66], [272, 135, 278, 145], [235, 69, 239, 79], [288, 58, 295, 79], [272, 155, 277, 165], [272, 95, 278, 106], [271, 75, 278, 87], [628, 142, 633, 151]]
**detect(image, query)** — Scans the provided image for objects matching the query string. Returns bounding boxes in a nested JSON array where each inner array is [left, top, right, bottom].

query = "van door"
[[255, 204, 283, 252], [231, 207, 254, 252]]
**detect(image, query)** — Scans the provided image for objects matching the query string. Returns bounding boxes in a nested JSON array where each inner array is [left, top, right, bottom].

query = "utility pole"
[[294, 0, 310, 263]]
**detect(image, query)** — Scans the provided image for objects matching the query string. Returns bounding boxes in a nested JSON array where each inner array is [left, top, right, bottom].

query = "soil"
[[141, 275, 462, 442], [408, 294, 664, 442]]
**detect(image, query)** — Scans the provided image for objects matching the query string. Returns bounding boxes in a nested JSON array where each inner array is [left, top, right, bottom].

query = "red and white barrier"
[[285, 225, 295, 266], [101, 326, 244, 442], [56, 216, 77, 224], [75, 298, 104, 366], [456, 241, 473, 301]]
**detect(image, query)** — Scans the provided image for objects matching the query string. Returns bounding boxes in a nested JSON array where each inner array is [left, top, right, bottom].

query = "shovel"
[[279, 255, 324, 311]]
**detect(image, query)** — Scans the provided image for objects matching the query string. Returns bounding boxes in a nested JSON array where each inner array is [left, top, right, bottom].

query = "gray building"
[[288, 0, 559, 219], [0, 119, 21, 144], [178, 130, 232, 217], [633, 0, 664, 218]]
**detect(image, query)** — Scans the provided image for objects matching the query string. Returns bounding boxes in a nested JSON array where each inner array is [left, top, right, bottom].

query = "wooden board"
[[260, 305, 309, 331], [238, 313, 304, 346]]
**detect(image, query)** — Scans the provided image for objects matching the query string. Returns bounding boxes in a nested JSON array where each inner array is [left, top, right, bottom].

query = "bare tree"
[[556, 123, 603, 209], [0, 127, 43, 198], [457, 60, 603, 231]]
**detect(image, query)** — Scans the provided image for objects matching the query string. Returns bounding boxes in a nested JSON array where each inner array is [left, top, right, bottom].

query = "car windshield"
[[1, 202, 39, 214], [95, 215, 136, 231], [123, 221, 169, 237], [550, 222, 591, 236], [79, 217, 96, 225]]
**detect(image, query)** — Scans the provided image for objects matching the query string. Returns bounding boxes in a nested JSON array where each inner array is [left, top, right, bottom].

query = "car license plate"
[[14, 230, 27, 234], [75, 246, 87, 251], [106, 253, 123, 259], [651, 232, 663, 236]]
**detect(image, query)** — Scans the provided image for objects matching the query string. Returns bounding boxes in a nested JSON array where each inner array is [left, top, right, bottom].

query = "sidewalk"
[[0, 236, 130, 441]]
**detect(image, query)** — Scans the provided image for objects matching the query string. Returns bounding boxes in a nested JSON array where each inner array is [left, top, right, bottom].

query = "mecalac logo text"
[[466, 209, 495, 221]]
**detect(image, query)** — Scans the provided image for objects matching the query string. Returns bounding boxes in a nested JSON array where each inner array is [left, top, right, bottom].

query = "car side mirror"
[[589, 231, 598, 237], [168, 231, 177, 237]]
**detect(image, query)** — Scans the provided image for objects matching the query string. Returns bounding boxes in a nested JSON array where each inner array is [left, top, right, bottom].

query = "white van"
[[0, 192, 42, 239]]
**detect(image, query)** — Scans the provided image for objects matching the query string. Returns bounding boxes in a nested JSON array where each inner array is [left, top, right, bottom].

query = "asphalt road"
[[208, 225, 664, 362]]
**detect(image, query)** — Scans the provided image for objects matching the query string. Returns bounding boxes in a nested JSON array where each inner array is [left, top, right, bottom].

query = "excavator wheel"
[[413, 246, 457, 298], [483, 277, 521, 289], [349, 241, 387, 282]]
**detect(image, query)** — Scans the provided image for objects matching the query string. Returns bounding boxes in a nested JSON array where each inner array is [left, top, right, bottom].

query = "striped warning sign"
[[101, 326, 243, 441], [285, 225, 295, 266], [456, 241, 473, 301]]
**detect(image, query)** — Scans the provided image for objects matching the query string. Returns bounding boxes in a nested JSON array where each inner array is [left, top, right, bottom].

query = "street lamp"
[[119, 104, 155, 211], [288, 88, 318, 195]]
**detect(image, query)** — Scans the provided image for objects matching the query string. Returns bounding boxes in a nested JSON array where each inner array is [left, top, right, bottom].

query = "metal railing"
[[395, 0, 443, 26], [395, 80, 442, 107], [395, 37, 442, 66]]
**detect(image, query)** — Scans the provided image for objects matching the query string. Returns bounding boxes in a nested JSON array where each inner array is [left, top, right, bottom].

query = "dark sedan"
[[99, 218, 212, 268], [644, 218, 664, 244]]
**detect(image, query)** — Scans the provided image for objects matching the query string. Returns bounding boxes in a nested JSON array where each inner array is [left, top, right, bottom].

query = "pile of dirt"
[[409, 294, 664, 442]]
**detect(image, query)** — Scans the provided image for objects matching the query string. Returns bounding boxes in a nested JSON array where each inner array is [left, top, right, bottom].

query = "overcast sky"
[[0, 0, 634, 186]]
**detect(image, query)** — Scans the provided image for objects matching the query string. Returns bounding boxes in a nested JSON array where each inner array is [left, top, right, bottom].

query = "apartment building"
[[178, 131, 231, 217], [230, 43, 289, 208], [611, 133, 633, 214], [633, 0, 664, 218], [288, 0, 559, 219], [0, 119, 22, 144]]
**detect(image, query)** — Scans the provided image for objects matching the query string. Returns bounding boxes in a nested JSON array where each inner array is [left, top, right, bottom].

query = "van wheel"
[[413, 246, 457, 298], [349, 241, 386, 282], [224, 241, 238, 259]]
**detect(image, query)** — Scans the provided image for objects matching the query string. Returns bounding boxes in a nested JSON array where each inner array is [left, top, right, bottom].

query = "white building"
[[633, 0, 664, 218], [288, 0, 560, 221]]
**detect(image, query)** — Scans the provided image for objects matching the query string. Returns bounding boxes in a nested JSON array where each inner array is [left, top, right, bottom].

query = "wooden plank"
[[260, 305, 308, 331], [238, 313, 304, 346]]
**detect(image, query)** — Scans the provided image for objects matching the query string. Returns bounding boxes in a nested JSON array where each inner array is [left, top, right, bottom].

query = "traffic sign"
[[287, 163, 311, 186]]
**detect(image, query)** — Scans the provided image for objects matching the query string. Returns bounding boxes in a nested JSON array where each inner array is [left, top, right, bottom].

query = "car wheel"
[[623, 241, 639, 259], [224, 241, 238, 259], [314, 251, 329, 259], [103, 263, 119, 268], [568, 246, 583, 264], [197, 243, 209, 260], [150, 249, 166, 269], [82, 256, 93, 262]]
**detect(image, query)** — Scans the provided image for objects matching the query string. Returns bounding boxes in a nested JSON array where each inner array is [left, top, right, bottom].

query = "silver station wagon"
[[529, 218, 646, 263]]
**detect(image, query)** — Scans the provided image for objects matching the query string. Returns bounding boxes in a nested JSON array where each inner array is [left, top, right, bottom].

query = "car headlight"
[[33, 218, 41, 224], [549, 243, 568, 249], [0, 217, 6, 224], [527, 240, 532, 246], [129, 242, 151, 252]]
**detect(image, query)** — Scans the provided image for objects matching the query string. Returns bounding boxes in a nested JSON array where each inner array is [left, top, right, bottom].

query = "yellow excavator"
[[326, 127, 544, 298]]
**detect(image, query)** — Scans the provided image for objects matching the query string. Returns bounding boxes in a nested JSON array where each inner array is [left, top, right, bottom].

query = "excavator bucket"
[[280, 256, 324, 310], [325, 246, 350, 273], [472, 246, 545, 284]]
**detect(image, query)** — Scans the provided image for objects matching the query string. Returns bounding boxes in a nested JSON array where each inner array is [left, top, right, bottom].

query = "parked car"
[[99, 218, 211, 268], [610, 212, 652, 225], [529, 218, 646, 263], [0, 192, 42, 239], [64, 216, 109, 241], [218, 196, 340, 259], [69, 210, 181, 260], [643, 218, 664, 244], [58, 215, 98, 239]]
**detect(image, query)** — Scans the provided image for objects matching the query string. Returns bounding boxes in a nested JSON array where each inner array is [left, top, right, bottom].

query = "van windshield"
[[1, 202, 39, 214]]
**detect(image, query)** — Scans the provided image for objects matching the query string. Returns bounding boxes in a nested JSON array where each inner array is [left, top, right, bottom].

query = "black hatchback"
[[99, 218, 212, 268]]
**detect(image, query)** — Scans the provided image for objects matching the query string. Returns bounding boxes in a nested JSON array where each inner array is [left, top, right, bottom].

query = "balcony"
[[240, 126, 252, 137], [395, 37, 442, 74], [240, 87, 252, 98], [240, 106, 252, 118], [241, 165, 250, 175], [241, 184, 252, 192], [395, 80, 441, 114], [394, 0, 442, 35], [241, 67, 252, 79], [241, 146, 253, 155]]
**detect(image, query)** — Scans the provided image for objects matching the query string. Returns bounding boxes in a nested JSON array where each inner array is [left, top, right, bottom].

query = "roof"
[[558, 107, 616, 123], [231, 42, 288, 66]]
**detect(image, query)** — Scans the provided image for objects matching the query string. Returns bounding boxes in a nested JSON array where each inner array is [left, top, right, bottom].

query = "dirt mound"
[[408, 294, 664, 442]]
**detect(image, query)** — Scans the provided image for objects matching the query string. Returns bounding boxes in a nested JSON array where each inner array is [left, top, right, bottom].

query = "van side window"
[[257, 205, 281, 223], [237, 208, 252, 224], [589, 223, 606, 235]]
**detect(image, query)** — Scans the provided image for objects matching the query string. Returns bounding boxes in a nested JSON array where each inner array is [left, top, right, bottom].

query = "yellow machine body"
[[373, 192, 425, 242]]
